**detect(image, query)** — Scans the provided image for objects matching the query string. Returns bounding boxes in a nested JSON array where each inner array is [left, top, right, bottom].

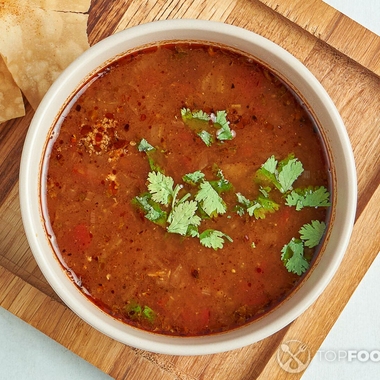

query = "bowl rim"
[[19, 19, 357, 355]]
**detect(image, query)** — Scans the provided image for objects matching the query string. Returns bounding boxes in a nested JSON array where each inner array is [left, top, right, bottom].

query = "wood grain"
[[258, 0, 380, 77], [1, 0, 379, 379]]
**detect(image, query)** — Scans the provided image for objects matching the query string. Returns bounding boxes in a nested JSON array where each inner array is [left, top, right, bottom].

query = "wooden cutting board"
[[1, 0, 379, 379]]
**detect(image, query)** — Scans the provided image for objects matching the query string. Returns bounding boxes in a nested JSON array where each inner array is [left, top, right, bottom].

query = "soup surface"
[[44, 43, 331, 336]]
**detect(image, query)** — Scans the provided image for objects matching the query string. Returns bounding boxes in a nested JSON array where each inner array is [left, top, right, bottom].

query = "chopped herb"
[[281, 238, 309, 275], [134, 136, 330, 257], [299, 220, 326, 248], [251, 195, 280, 219], [167, 200, 201, 236], [195, 181, 227, 217], [281, 220, 326, 275], [181, 108, 235, 145], [137, 138, 164, 172], [138, 138, 155, 152], [259, 186, 271, 198], [235, 192, 279, 219], [181, 108, 210, 122], [256, 154, 304, 193], [142, 306, 156, 322], [198, 130, 214, 146], [182, 170, 205, 185], [212, 110, 234, 141], [209, 169, 233, 194], [278, 156, 304, 193], [124, 302, 156, 322], [132, 193, 167, 226], [187, 224, 200, 238], [147, 171, 177, 206], [286, 186, 331, 210], [199, 229, 233, 250]]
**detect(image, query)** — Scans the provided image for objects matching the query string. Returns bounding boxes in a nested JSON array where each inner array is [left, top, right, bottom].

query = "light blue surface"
[[0, 307, 112, 380], [323, 0, 380, 36], [301, 252, 380, 379]]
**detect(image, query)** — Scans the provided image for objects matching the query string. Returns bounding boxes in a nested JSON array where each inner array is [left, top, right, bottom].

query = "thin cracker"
[[0, 1, 90, 111], [0, 54, 25, 123], [3, 0, 91, 13]]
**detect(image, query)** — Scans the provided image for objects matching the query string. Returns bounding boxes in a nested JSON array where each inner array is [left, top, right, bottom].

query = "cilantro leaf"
[[124, 302, 142, 320], [132, 193, 167, 226], [198, 130, 214, 146], [250, 195, 280, 219], [147, 171, 175, 206], [236, 192, 251, 207], [299, 220, 326, 248], [212, 111, 234, 141], [259, 186, 271, 198], [181, 108, 235, 144], [187, 224, 200, 238], [138, 138, 155, 152], [285, 186, 331, 210], [235, 192, 279, 219], [142, 306, 156, 322], [182, 171, 205, 185], [263, 155, 278, 173], [280, 219, 326, 275], [195, 181, 227, 217], [167, 200, 201, 236], [281, 238, 310, 275], [209, 169, 233, 194], [255, 156, 280, 188], [199, 229, 233, 250], [124, 302, 156, 322], [137, 138, 164, 172], [278, 157, 304, 193], [181, 108, 212, 142], [256, 154, 304, 193], [181, 108, 210, 122]]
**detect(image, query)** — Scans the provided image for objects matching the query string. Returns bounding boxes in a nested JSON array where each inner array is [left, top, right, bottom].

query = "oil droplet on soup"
[[43, 43, 332, 336]]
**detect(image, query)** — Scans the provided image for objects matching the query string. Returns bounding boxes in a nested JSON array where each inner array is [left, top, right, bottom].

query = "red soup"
[[43, 43, 332, 336]]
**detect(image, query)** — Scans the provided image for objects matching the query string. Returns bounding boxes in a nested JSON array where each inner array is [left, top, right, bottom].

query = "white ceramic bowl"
[[19, 19, 357, 355]]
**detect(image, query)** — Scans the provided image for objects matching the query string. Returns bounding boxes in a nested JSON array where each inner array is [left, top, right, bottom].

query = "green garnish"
[[132, 154, 233, 249], [235, 192, 279, 219], [212, 110, 234, 141], [299, 220, 326, 248], [256, 154, 304, 193], [147, 171, 178, 206], [198, 130, 214, 146], [182, 170, 205, 185], [285, 186, 331, 210], [167, 200, 201, 236], [195, 181, 227, 217], [199, 229, 233, 250], [209, 169, 233, 194], [124, 302, 156, 323], [281, 238, 309, 276], [134, 136, 330, 263], [132, 193, 167, 226], [181, 108, 235, 145], [181, 108, 210, 122], [137, 138, 163, 172], [281, 220, 326, 275], [138, 138, 155, 152], [142, 306, 156, 322]]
